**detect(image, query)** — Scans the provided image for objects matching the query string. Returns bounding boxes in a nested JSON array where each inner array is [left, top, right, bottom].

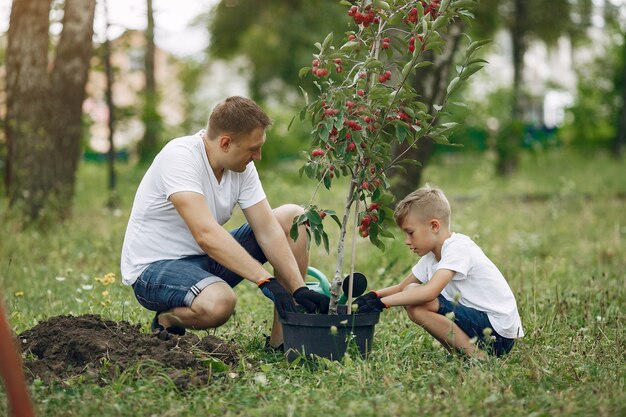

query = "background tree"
[[391, 19, 466, 200], [471, 0, 593, 175], [610, 7, 626, 156], [208, 0, 349, 100], [560, 0, 625, 156], [102, 0, 118, 207], [137, 0, 162, 164], [5, 0, 97, 221]]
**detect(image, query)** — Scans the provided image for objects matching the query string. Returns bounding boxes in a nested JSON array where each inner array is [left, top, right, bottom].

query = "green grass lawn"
[[1, 147, 624, 416]]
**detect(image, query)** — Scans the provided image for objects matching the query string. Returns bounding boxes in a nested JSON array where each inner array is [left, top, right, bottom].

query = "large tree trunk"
[[5, 0, 96, 221], [138, 0, 162, 164], [391, 21, 464, 202]]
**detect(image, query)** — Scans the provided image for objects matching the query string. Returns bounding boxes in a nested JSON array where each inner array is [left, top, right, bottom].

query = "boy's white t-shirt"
[[411, 233, 524, 339], [120, 130, 266, 285]]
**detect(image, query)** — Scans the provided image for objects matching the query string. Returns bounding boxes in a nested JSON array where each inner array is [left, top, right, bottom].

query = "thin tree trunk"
[[138, 0, 161, 163], [496, 0, 527, 176], [613, 31, 626, 157], [391, 21, 464, 202], [5, 0, 96, 221], [103, 0, 117, 206]]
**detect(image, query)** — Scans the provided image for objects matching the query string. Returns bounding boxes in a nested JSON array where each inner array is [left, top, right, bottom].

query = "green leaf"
[[363, 57, 383, 70], [453, 0, 476, 9], [388, 12, 404, 25], [372, 188, 382, 201], [340, 41, 360, 51], [466, 39, 491, 56], [322, 231, 330, 254], [446, 76, 461, 95], [339, 0, 352, 5], [306, 210, 323, 225], [299, 67, 311, 79], [330, 214, 342, 228], [204, 357, 229, 372], [290, 222, 299, 241], [465, 58, 489, 66], [461, 63, 484, 79], [321, 32, 334, 52], [314, 229, 322, 246], [432, 15, 448, 31], [299, 87, 309, 106], [287, 115, 296, 131], [372, 0, 391, 10], [323, 175, 332, 190], [395, 123, 408, 143], [414, 61, 433, 70], [401, 61, 413, 78], [398, 158, 422, 166], [439, 0, 451, 13]]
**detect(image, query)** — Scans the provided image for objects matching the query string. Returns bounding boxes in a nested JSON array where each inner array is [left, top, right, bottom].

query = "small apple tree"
[[290, 0, 487, 314]]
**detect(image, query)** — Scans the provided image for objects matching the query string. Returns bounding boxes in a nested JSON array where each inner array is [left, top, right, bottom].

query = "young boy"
[[356, 186, 523, 357]]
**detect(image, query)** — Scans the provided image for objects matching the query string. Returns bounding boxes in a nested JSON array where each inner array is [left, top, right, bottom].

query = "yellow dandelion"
[[14, 291, 24, 297], [95, 272, 116, 286], [101, 290, 109, 297]]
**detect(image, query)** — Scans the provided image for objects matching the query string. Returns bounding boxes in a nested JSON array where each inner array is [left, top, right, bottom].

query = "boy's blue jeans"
[[436, 295, 515, 356]]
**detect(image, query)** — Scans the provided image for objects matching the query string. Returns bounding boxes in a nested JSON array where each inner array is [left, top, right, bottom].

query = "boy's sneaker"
[[151, 313, 186, 336]]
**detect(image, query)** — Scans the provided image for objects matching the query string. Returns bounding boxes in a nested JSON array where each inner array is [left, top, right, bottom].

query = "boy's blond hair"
[[394, 185, 451, 227]]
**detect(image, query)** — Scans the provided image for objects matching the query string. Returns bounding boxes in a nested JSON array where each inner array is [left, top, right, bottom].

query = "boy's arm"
[[381, 268, 455, 307], [375, 272, 420, 297]]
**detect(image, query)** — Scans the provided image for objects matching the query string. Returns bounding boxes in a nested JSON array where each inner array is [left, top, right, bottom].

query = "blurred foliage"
[[472, 0, 593, 47], [559, 2, 625, 149], [207, 0, 350, 101]]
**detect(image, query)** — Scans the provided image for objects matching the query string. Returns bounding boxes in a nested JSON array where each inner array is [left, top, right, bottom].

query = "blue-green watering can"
[[305, 266, 368, 305]]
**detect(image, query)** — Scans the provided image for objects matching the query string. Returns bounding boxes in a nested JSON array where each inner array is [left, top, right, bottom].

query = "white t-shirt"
[[411, 233, 524, 339], [120, 130, 266, 285]]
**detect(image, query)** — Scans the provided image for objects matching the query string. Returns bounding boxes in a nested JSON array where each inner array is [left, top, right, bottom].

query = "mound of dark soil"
[[18, 314, 239, 388]]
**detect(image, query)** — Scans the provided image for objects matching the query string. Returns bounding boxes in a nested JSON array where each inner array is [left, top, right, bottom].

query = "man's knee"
[[273, 204, 305, 233], [192, 284, 237, 329]]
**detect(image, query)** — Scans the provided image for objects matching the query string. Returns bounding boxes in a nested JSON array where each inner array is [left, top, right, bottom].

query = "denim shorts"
[[132, 223, 267, 313], [436, 294, 515, 356]]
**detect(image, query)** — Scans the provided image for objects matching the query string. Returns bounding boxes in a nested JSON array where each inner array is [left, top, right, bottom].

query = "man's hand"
[[353, 291, 379, 309], [258, 278, 296, 319], [293, 287, 330, 314], [356, 296, 388, 314]]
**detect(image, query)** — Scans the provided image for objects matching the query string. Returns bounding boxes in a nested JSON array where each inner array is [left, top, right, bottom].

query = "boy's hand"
[[293, 287, 330, 314], [258, 278, 297, 319], [356, 296, 388, 314], [353, 291, 378, 309]]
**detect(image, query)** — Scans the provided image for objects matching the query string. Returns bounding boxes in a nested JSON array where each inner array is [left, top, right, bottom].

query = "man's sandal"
[[151, 312, 186, 336]]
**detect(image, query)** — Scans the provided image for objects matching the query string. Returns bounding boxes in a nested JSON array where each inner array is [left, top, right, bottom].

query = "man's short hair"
[[394, 184, 451, 227], [207, 96, 272, 140]]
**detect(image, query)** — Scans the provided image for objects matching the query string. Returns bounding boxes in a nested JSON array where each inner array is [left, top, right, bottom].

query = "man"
[[121, 96, 329, 348]]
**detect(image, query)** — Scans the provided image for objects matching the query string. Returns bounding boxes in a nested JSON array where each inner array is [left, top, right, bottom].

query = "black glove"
[[353, 291, 379, 309], [356, 296, 388, 314], [293, 287, 330, 314], [258, 278, 296, 319]]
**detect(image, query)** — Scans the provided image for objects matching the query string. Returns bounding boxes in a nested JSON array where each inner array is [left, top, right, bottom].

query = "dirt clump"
[[18, 314, 239, 388]]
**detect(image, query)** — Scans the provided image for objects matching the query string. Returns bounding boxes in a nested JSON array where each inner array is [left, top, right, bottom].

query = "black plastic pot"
[[279, 306, 380, 361]]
